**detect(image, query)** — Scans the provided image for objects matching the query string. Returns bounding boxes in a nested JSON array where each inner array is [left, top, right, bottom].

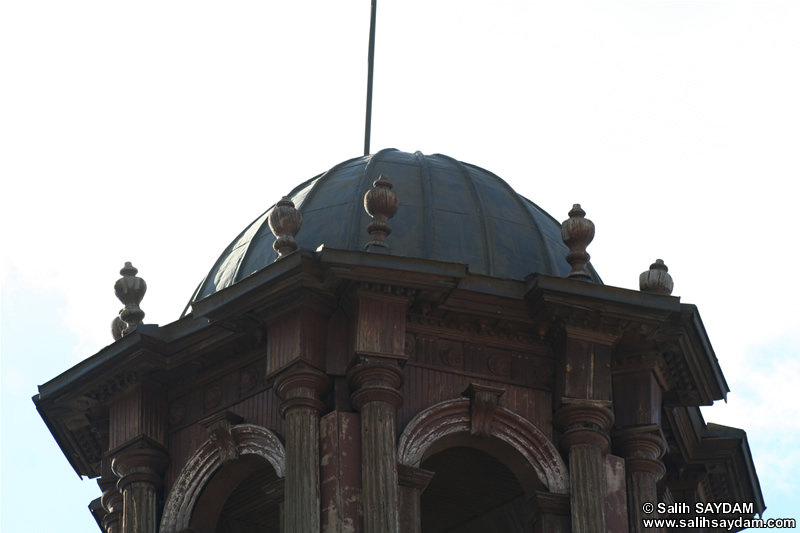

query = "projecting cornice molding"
[[526, 274, 728, 407], [664, 406, 765, 519]]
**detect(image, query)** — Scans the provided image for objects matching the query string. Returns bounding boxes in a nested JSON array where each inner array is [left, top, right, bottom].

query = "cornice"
[[663, 406, 765, 517]]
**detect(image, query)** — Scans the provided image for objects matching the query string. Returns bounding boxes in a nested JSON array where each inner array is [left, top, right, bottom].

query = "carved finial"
[[364, 174, 398, 251], [111, 313, 125, 341], [268, 196, 303, 259], [639, 259, 674, 295], [561, 204, 595, 281], [113, 262, 146, 339]]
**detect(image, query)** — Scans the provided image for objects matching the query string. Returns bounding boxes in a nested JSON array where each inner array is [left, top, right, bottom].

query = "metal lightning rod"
[[364, 0, 377, 156]]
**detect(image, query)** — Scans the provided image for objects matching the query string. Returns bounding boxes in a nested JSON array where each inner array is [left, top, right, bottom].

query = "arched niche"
[[397, 398, 569, 494], [160, 424, 285, 533]]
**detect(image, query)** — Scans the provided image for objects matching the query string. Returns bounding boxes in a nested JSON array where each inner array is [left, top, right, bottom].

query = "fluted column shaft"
[[615, 431, 666, 533], [349, 360, 404, 533], [554, 402, 614, 533], [570, 444, 607, 526], [362, 401, 400, 531], [111, 447, 168, 533], [275, 366, 329, 533], [285, 406, 321, 531]]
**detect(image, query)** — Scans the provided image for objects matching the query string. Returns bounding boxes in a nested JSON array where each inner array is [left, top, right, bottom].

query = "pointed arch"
[[160, 424, 285, 533], [397, 399, 569, 494]]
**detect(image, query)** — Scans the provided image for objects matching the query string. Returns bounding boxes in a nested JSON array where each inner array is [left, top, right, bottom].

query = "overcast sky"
[[2, 1, 798, 530]]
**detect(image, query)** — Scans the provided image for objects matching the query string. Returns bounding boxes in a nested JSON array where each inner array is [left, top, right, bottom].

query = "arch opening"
[[397, 399, 569, 495], [190, 454, 280, 533], [160, 424, 286, 533], [420, 445, 536, 533]]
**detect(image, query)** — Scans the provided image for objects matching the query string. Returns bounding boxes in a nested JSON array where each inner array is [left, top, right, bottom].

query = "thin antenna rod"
[[364, 0, 377, 157]]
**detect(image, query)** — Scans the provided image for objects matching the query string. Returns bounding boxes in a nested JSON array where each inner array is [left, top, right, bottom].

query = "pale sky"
[[2, 1, 799, 530]]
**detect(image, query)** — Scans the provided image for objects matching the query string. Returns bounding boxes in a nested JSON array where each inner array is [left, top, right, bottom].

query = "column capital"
[[110, 436, 169, 492], [348, 359, 404, 411], [613, 426, 667, 480], [554, 401, 614, 453], [272, 364, 329, 418]]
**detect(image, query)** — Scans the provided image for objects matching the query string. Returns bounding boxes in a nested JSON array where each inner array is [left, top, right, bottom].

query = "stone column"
[[398, 464, 435, 533], [101, 489, 123, 533], [611, 352, 667, 533], [110, 439, 168, 533], [98, 460, 123, 533], [615, 428, 666, 533], [554, 401, 614, 533], [274, 365, 329, 533], [348, 357, 405, 533]]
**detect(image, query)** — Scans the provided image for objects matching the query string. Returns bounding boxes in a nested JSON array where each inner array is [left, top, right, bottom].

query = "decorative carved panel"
[[405, 329, 553, 390], [204, 386, 223, 409], [439, 340, 464, 369], [486, 349, 511, 378], [169, 403, 186, 426], [168, 359, 269, 432], [240, 368, 259, 393]]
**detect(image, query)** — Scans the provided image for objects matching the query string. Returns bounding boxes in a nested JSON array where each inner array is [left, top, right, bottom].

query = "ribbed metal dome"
[[187, 149, 600, 311]]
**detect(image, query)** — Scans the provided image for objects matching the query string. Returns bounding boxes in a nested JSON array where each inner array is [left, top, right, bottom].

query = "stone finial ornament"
[[268, 196, 303, 259], [639, 259, 674, 295], [113, 262, 146, 340], [364, 174, 398, 251], [561, 204, 595, 281]]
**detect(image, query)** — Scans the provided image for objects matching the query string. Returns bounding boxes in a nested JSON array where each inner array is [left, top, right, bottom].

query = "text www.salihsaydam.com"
[[643, 517, 796, 530]]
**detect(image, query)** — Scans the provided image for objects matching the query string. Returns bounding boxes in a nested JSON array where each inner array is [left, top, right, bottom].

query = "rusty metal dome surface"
[[187, 149, 600, 310]]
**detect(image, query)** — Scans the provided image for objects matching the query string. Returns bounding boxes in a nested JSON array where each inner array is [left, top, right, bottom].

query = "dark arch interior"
[[190, 455, 281, 533], [214, 463, 280, 533], [420, 446, 532, 533]]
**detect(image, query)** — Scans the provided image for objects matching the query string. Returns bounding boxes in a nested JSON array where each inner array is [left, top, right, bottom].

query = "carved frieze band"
[[358, 281, 417, 298], [404, 331, 553, 388], [408, 314, 537, 344], [545, 308, 627, 342], [168, 359, 267, 431], [85, 370, 140, 403]]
